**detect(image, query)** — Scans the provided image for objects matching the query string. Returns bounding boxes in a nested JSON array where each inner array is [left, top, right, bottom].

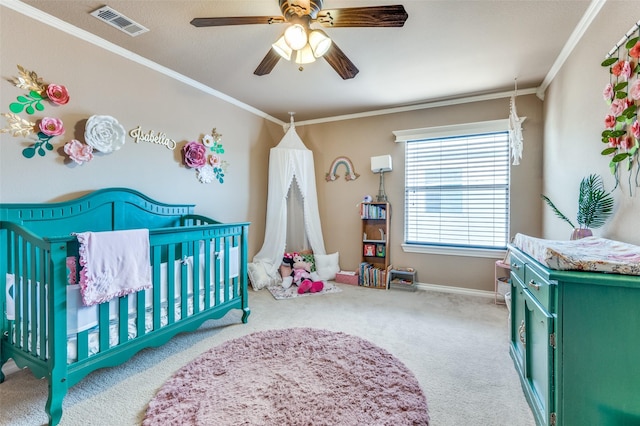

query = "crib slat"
[[193, 239, 204, 314], [203, 239, 211, 309], [167, 244, 175, 325], [214, 238, 221, 305], [136, 289, 145, 338], [77, 331, 89, 361], [152, 245, 161, 331], [118, 296, 128, 344], [28, 245, 38, 358], [38, 249, 47, 360], [98, 302, 110, 352], [180, 242, 188, 320]]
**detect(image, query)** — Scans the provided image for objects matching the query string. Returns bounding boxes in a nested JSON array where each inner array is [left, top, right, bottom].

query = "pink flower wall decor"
[[180, 128, 229, 184], [64, 139, 94, 165], [1, 65, 71, 158], [45, 84, 70, 105], [39, 117, 65, 136], [601, 29, 640, 194]]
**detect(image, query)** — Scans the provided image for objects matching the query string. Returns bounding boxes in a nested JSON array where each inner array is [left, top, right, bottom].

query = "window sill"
[[401, 243, 506, 259]]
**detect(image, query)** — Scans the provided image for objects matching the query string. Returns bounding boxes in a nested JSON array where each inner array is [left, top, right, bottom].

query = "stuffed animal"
[[297, 278, 324, 294], [292, 254, 311, 273], [292, 254, 312, 285], [280, 256, 294, 289]]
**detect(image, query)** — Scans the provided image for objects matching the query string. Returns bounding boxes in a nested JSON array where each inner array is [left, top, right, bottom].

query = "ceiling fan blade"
[[316, 5, 408, 27], [190, 16, 285, 27], [323, 42, 359, 80], [254, 49, 282, 76]]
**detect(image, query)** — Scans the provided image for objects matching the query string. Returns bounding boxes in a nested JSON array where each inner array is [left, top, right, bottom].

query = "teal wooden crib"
[[0, 188, 250, 425]]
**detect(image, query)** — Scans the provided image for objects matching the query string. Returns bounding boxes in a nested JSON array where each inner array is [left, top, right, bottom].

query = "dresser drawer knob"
[[511, 263, 520, 271], [529, 280, 540, 290]]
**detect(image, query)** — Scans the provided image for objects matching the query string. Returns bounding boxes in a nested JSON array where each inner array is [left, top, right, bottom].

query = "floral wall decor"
[[601, 21, 640, 195], [0, 65, 70, 158], [62, 115, 126, 166], [181, 128, 229, 184]]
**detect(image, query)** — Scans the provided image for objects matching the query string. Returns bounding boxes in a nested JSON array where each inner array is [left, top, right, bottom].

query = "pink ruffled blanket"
[[76, 229, 152, 306]]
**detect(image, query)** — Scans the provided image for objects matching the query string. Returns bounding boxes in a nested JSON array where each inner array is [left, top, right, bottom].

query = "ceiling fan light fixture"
[[308, 29, 332, 58], [295, 44, 316, 65], [284, 24, 308, 50], [272, 35, 293, 60]]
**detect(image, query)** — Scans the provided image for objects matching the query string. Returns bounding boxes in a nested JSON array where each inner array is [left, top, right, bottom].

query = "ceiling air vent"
[[90, 6, 149, 37]]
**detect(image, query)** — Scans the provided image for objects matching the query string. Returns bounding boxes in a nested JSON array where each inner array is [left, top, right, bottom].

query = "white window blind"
[[404, 130, 510, 250]]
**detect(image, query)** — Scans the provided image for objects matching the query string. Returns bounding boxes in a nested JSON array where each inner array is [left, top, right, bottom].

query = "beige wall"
[[300, 94, 543, 291], [0, 8, 279, 257], [543, 1, 640, 244], [8, 3, 635, 294]]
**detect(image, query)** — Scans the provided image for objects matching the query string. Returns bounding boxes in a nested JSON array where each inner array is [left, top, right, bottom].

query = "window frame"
[[393, 119, 510, 258]]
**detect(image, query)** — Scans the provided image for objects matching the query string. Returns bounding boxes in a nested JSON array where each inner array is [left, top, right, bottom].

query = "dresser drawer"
[[524, 264, 554, 313], [510, 253, 526, 283]]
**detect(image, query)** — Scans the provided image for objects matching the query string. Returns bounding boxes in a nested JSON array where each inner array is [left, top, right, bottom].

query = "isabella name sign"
[[129, 126, 176, 150]]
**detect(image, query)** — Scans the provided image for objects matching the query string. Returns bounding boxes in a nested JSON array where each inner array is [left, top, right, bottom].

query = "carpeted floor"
[[0, 283, 535, 426], [143, 328, 429, 425]]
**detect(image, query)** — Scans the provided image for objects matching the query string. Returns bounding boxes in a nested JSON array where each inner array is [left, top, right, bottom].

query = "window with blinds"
[[404, 130, 510, 250]]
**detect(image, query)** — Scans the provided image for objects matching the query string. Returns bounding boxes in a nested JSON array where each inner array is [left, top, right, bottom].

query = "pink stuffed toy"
[[291, 254, 312, 285], [297, 278, 324, 294]]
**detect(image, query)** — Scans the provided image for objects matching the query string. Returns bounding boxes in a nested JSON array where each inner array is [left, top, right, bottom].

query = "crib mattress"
[[512, 233, 640, 275]]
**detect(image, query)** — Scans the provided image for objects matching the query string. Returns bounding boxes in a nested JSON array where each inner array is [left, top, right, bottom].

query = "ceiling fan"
[[190, 0, 408, 80]]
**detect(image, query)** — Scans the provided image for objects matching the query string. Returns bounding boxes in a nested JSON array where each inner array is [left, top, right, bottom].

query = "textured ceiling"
[[13, 0, 594, 123]]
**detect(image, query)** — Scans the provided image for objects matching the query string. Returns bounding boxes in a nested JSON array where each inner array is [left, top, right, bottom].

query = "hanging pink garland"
[[601, 23, 640, 195]]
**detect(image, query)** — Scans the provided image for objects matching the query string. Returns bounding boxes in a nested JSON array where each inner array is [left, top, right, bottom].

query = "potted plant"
[[541, 174, 615, 240]]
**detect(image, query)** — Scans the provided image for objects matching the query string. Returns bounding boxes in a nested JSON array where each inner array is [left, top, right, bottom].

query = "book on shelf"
[[360, 203, 387, 220], [358, 262, 388, 288]]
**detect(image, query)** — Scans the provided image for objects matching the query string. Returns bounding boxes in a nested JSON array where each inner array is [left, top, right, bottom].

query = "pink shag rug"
[[143, 328, 429, 425]]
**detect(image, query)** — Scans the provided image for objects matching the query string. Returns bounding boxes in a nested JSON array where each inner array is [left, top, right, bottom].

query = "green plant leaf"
[[610, 130, 626, 137], [37, 147, 45, 156], [615, 91, 628, 99], [25, 105, 34, 115], [22, 147, 35, 158], [29, 90, 42, 100], [615, 81, 629, 91], [613, 152, 631, 162], [35, 102, 44, 111], [45, 142, 53, 150], [576, 174, 614, 229], [616, 115, 627, 122], [16, 95, 29, 102], [626, 37, 639, 49], [602, 57, 618, 67], [601, 147, 617, 155], [541, 194, 575, 229], [9, 103, 24, 113]]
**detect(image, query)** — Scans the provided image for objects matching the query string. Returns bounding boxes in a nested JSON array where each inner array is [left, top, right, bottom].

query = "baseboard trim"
[[415, 282, 495, 299]]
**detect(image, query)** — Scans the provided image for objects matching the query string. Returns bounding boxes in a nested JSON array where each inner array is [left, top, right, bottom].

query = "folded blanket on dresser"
[[76, 229, 152, 306]]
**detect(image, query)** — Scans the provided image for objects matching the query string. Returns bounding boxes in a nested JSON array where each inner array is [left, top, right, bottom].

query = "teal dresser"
[[508, 245, 640, 426]]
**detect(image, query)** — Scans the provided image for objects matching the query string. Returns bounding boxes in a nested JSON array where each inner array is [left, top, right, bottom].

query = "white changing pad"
[[512, 233, 640, 276]]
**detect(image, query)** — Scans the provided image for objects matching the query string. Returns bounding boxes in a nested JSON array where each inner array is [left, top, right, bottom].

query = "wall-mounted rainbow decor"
[[325, 156, 360, 182]]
